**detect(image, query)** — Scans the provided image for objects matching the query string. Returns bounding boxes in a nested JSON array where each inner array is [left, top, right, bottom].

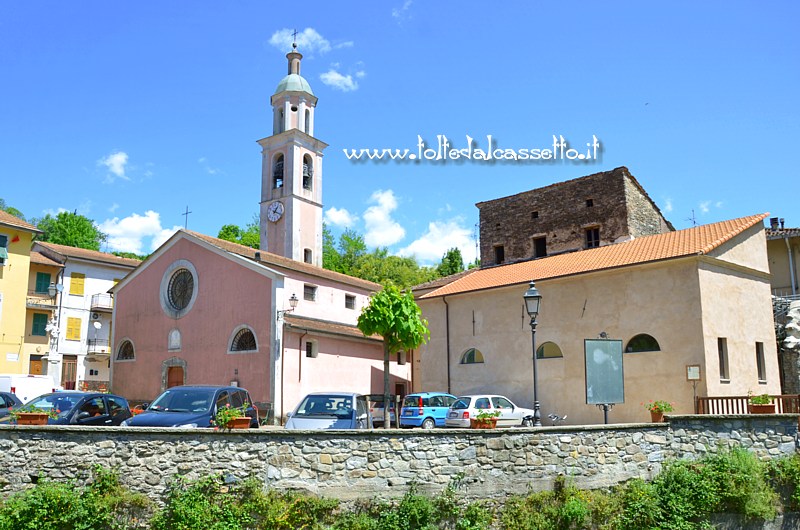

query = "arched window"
[[536, 341, 563, 359], [230, 327, 257, 352], [302, 154, 313, 190], [273, 154, 284, 189], [625, 334, 661, 353], [278, 108, 285, 133], [459, 348, 484, 364], [117, 340, 135, 361]]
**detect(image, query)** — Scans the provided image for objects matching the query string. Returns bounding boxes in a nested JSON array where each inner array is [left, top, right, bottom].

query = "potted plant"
[[643, 400, 673, 423], [470, 409, 501, 429], [212, 402, 251, 431], [8, 404, 59, 425], [748, 392, 775, 414]]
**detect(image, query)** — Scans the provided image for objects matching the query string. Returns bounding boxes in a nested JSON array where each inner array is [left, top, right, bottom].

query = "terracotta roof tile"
[[283, 314, 382, 342], [29, 251, 64, 268], [0, 210, 41, 233], [186, 230, 381, 291], [422, 213, 768, 299], [36, 242, 141, 268]]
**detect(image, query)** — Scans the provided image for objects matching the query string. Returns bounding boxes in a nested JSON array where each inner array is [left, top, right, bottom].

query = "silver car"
[[445, 394, 536, 428], [285, 392, 372, 430]]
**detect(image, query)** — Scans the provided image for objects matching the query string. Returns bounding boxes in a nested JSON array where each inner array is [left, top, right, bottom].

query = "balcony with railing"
[[26, 290, 56, 310], [87, 338, 110, 355], [90, 293, 114, 312]]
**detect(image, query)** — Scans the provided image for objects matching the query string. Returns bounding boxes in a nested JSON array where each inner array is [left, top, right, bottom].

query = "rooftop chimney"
[[770, 217, 779, 230], [780, 218, 785, 229]]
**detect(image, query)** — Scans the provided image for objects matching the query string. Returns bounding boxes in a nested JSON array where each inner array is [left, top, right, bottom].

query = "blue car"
[[400, 392, 457, 429], [21, 391, 132, 426], [121, 385, 258, 428]]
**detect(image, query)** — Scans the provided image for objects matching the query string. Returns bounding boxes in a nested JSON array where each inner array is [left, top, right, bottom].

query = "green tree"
[[0, 198, 25, 220], [217, 214, 259, 249], [322, 224, 341, 271], [357, 285, 430, 427], [35, 211, 107, 251], [436, 247, 465, 277]]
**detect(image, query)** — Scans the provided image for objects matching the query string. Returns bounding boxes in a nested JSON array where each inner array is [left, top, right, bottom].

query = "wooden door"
[[29, 359, 43, 375], [167, 366, 184, 388], [62, 355, 77, 390]]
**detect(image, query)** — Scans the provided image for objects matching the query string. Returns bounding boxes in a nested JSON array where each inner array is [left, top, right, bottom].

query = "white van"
[[0, 374, 58, 403]]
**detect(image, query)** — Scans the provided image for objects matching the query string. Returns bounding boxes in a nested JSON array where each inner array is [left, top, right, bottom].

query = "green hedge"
[[0, 449, 797, 529]]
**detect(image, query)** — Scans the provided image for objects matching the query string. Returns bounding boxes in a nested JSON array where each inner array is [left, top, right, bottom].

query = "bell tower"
[[258, 43, 327, 266]]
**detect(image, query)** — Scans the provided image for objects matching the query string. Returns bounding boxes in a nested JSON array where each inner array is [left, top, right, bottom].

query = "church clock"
[[267, 201, 284, 222]]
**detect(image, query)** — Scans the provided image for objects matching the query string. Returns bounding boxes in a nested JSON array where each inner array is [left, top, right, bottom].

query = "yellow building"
[[23, 250, 63, 375], [0, 211, 42, 374]]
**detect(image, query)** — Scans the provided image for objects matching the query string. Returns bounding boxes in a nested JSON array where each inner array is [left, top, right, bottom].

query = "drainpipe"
[[443, 296, 451, 394], [786, 236, 797, 295]]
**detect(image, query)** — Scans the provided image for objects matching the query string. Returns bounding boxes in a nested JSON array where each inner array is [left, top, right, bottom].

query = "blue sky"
[[1, 2, 797, 265]]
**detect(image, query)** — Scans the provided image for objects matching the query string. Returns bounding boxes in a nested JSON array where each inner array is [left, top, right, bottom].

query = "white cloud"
[[98, 151, 130, 183], [699, 201, 710, 214], [198, 157, 220, 175], [364, 190, 405, 247], [98, 210, 181, 254], [398, 219, 476, 266], [269, 28, 331, 55], [324, 207, 357, 228], [355, 70, 366, 79], [320, 69, 358, 91], [108, 203, 119, 213], [392, 0, 413, 20], [715, 201, 723, 208], [334, 41, 354, 49], [663, 198, 673, 213]]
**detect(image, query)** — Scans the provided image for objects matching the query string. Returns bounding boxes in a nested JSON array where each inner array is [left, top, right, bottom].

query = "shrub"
[[704, 448, 776, 520]]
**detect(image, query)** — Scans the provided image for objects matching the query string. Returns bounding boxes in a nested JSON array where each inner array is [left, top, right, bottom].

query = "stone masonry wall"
[[0, 415, 796, 503], [477, 166, 671, 266]]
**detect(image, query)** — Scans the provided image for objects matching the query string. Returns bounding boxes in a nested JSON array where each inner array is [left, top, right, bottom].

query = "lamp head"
[[523, 281, 542, 319]]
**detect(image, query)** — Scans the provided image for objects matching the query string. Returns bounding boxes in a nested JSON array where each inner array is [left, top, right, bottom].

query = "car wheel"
[[521, 417, 534, 427], [421, 417, 435, 430]]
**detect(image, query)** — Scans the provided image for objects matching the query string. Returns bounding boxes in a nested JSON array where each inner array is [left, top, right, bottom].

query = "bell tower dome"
[[258, 43, 327, 266]]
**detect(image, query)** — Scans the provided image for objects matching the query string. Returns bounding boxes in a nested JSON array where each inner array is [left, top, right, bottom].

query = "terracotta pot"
[[650, 410, 665, 423], [226, 417, 252, 429], [748, 403, 775, 414], [15, 413, 50, 425], [470, 417, 498, 429]]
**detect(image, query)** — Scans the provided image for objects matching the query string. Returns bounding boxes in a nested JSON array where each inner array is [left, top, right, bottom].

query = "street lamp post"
[[523, 281, 543, 427]]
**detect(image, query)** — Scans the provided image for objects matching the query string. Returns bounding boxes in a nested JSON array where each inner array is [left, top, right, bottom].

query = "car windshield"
[[452, 397, 471, 410], [294, 395, 354, 418], [27, 394, 82, 418], [403, 395, 423, 408], [148, 388, 214, 413]]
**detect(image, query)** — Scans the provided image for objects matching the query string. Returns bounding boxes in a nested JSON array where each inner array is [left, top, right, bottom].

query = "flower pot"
[[650, 410, 665, 423], [748, 403, 775, 414], [15, 413, 50, 425], [226, 417, 251, 429], [470, 418, 497, 429]]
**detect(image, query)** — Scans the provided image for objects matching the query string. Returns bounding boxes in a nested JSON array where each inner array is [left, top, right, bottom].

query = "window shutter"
[[32, 313, 48, 336], [66, 317, 82, 341], [70, 273, 85, 295], [35, 272, 51, 293]]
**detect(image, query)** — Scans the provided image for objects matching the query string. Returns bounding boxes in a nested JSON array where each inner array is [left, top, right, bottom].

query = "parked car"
[[445, 394, 536, 428], [121, 385, 258, 428], [366, 394, 397, 426], [21, 391, 132, 426], [285, 392, 372, 430], [0, 391, 23, 423], [400, 392, 458, 429], [0, 374, 58, 403]]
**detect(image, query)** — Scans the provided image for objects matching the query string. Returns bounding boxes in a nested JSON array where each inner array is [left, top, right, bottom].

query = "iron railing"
[[90, 293, 114, 311]]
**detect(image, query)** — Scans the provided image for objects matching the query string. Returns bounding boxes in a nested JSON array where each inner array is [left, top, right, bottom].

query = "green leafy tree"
[[436, 247, 465, 277], [322, 224, 341, 271], [34, 211, 107, 251], [0, 198, 25, 220], [357, 285, 430, 427], [112, 251, 147, 260], [217, 214, 259, 249]]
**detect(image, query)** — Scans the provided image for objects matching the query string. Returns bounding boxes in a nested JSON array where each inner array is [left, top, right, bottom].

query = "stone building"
[[477, 166, 673, 266]]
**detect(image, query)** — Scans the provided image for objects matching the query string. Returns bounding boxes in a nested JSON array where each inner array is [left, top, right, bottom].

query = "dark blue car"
[[400, 392, 458, 429], [0, 391, 23, 423], [121, 385, 258, 428], [22, 391, 132, 426]]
